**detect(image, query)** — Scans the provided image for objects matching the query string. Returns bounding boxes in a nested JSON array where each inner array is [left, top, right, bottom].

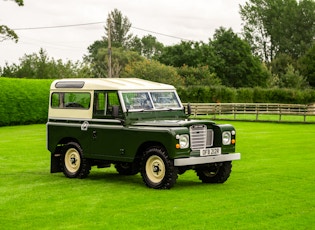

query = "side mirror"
[[187, 103, 191, 116], [112, 105, 120, 118]]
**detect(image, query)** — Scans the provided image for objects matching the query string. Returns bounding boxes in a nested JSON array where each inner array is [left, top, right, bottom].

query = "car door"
[[84, 91, 127, 161]]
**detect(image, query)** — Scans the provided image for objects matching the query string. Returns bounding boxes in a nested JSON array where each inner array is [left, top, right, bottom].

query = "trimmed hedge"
[[177, 86, 315, 104], [0, 78, 53, 126], [1, 78, 315, 126]]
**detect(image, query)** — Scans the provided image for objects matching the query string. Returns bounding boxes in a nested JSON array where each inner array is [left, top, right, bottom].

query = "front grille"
[[190, 125, 214, 151]]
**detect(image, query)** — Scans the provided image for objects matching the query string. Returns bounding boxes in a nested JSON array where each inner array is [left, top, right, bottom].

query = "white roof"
[[50, 78, 175, 91]]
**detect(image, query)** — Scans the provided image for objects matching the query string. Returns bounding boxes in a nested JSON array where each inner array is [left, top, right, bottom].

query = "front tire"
[[195, 161, 232, 183], [140, 147, 178, 189], [61, 142, 91, 179]]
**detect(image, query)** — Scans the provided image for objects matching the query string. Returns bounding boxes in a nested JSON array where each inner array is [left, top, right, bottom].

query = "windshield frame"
[[118, 90, 183, 112]]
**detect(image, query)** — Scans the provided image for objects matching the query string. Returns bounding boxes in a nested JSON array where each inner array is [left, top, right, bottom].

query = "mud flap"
[[50, 154, 62, 173]]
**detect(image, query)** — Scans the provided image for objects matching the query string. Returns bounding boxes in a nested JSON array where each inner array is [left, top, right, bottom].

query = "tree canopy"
[[240, 0, 315, 62], [211, 27, 269, 88], [156, 41, 214, 68], [1, 5, 314, 89], [0, 0, 24, 42], [104, 8, 133, 48], [298, 43, 315, 87], [1, 48, 92, 79], [130, 34, 164, 59]]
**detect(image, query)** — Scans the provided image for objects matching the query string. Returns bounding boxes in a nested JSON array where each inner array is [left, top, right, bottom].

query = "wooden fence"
[[183, 103, 315, 123]]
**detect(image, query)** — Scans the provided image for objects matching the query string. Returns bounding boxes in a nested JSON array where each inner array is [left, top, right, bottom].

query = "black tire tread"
[[196, 161, 232, 183], [140, 146, 178, 189], [115, 162, 139, 175]]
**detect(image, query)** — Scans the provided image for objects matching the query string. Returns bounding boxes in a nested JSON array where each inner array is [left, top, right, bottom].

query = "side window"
[[108, 92, 120, 107], [51, 92, 90, 109], [93, 91, 122, 118], [94, 91, 106, 115]]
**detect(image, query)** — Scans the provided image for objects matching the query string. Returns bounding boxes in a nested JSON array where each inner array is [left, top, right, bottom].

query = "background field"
[[1, 77, 315, 126], [0, 122, 314, 229]]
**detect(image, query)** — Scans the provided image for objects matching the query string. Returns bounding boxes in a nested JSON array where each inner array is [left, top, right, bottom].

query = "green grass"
[[196, 114, 315, 123], [0, 123, 314, 229]]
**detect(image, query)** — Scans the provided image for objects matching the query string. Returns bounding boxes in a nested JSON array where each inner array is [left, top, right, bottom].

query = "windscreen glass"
[[121, 91, 181, 111]]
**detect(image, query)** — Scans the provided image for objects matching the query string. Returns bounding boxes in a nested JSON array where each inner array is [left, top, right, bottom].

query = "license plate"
[[200, 148, 221, 156]]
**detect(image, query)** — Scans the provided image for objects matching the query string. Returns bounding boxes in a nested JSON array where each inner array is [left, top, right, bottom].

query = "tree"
[[84, 39, 108, 77], [279, 65, 309, 89], [211, 27, 269, 88], [177, 65, 221, 87], [86, 9, 139, 77], [105, 8, 133, 48], [130, 35, 164, 59], [156, 41, 216, 69], [122, 59, 184, 86], [0, 0, 24, 42], [0, 48, 92, 79], [270, 53, 295, 76], [298, 43, 315, 87], [240, 0, 315, 62], [293, 0, 315, 59], [87, 46, 143, 78]]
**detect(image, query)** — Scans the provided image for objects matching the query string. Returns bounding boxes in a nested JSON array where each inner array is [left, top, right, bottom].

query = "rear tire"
[[140, 147, 178, 189], [195, 161, 232, 183], [115, 162, 139, 175], [61, 142, 91, 179]]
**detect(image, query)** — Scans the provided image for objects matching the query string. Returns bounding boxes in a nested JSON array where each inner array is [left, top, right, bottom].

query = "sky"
[[0, 0, 247, 66]]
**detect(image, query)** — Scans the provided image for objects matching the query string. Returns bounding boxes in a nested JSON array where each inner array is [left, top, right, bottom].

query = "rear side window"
[[51, 92, 91, 109]]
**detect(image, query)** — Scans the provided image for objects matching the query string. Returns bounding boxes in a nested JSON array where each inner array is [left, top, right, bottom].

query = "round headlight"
[[179, 135, 189, 149], [222, 131, 231, 145]]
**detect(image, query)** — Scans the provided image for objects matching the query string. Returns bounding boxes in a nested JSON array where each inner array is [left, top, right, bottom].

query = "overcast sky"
[[0, 0, 247, 66]]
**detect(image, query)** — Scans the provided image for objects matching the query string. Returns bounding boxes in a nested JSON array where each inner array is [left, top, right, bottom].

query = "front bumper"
[[174, 153, 241, 166]]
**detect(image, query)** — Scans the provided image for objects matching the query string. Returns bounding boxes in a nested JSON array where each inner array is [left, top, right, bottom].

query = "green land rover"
[[47, 78, 240, 189]]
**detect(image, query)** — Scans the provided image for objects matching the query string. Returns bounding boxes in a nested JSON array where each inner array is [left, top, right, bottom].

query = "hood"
[[131, 119, 215, 127]]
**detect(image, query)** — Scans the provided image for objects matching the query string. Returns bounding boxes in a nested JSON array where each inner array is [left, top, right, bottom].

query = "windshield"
[[121, 91, 182, 111]]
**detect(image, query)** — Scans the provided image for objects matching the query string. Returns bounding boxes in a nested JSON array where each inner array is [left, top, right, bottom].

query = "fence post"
[[256, 104, 259, 121], [304, 104, 307, 122], [233, 104, 236, 119]]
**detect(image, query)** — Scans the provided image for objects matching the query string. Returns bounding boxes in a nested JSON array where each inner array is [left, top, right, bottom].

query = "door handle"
[[92, 130, 97, 139]]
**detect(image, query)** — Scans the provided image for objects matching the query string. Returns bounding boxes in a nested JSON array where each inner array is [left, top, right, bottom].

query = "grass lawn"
[[196, 114, 315, 123], [0, 122, 314, 229]]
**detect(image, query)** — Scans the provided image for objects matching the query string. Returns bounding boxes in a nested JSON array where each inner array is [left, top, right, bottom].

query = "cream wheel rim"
[[65, 148, 81, 173], [145, 155, 165, 183]]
